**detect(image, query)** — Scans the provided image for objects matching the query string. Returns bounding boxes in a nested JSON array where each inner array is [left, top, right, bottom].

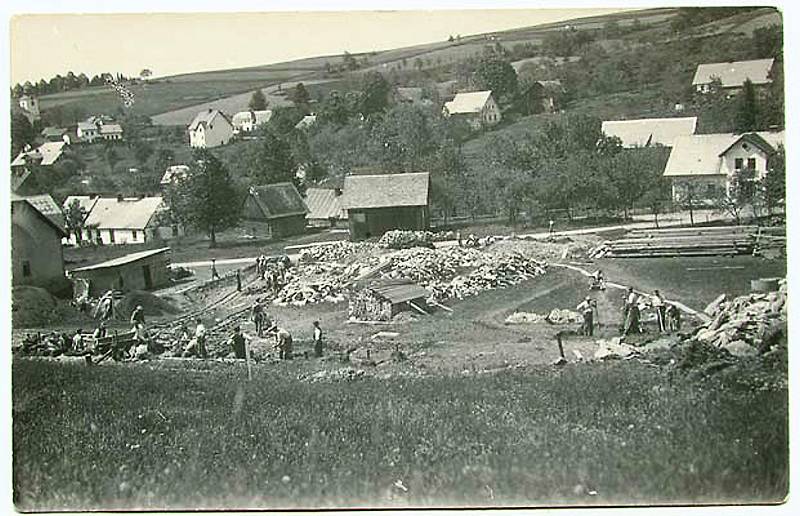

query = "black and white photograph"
[[4, 1, 793, 513]]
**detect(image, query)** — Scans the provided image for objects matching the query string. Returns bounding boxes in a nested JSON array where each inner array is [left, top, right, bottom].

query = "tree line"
[[12, 72, 134, 98]]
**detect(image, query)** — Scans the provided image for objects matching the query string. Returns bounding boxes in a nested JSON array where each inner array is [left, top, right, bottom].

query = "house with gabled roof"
[[692, 58, 774, 93], [443, 91, 501, 129], [189, 109, 234, 148], [11, 141, 67, 173], [242, 183, 309, 239], [340, 172, 430, 241], [304, 187, 347, 228], [602, 117, 697, 148], [663, 131, 784, 203], [11, 192, 68, 289], [80, 195, 181, 245], [232, 110, 273, 134]]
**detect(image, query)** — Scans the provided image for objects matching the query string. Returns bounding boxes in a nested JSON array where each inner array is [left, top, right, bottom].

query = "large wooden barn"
[[340, 172, 430, 241], [242, 183, 309, 239]]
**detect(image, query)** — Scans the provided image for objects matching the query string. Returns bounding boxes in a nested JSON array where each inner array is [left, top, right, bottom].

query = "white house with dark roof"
[[602, 117, 697, 148], [663, 131, 784, 203], [442, 91, 501, 129], [692, 58, 774, 93], [78, 195, 182, 245], [232, 110, 273, 134], [189, 109, 234, 148]]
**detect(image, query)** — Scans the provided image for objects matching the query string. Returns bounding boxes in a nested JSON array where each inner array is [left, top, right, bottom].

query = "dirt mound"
[[12, 286, 86, 328], [116, 290, 180, 318]]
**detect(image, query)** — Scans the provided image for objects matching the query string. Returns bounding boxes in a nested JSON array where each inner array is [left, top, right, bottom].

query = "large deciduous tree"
[[473, 55, 518, 102], [249, 89, 268, 111], [63, 199, 87, 243], [166, 150, 241, 248], [238, 126, 297, 186]]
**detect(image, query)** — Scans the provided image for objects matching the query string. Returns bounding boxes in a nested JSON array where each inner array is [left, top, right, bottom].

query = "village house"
[[188, 109, 234, 148], [79, 195, 182, 245], [41, 126, 72, 145], [304, 187, 347, 228], [76, 115, 123, 143], [11, 193, 68, 290], [663, 131, 784, 203], [69, 247, 172, 296], [11, 141, 67, 172], [601, 117, 698, 148], [340, 172, 430, 241], [442, 91, 501, 129], [294, 114, 317, 130], [231, 110, 273, 134], [692, 58, 774, 93], [17, 94, 40, 123], [242, 183, 309, 239]]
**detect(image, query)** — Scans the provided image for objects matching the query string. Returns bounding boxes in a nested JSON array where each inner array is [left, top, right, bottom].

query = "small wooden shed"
[[348, 278, 429, 322], [69, 247, 171, 297]]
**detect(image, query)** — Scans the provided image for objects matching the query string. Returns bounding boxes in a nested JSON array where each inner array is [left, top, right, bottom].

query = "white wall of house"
[[719, 140, 771, 181], [671, 176, 727, 204], [481, 96, 501, 127], [190, 118, 233, 148]]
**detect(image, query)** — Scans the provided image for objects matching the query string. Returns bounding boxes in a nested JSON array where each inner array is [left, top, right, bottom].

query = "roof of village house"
[[602, 117, 698, 148], [247, 183, 309, 220], [62, 195, 100, 218], [294, 114, 317, 130], [12, 192, 68, 236], [444, 91, 494, 115], [77, 121, 97, 132], [11, 141, 66, 167], [340, 172, 430, 210], [232, 110, 273, 127], [41, 126, 67, 138], [10, 169, 32, 193], [663, 131, 784, 177], [304, 188, 347, 221], [692, 58, 775, 88], [99, 123, 123, 135], [83, 196, 165, 230], [71, 247, 171, 273], [160, 165, 190, 185], [366, 278, 429, 304], [188, 109, 232, 131]]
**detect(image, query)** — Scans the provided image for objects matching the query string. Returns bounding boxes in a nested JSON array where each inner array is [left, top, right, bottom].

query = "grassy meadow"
[[12, 358, 787, 511]]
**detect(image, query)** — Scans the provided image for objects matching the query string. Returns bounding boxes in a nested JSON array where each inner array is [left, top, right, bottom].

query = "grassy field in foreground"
[[12, 359, 787, 511]]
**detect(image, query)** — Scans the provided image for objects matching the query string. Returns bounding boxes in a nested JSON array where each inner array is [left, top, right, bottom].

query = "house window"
[[747, 158, 757, 170], [109, 230, 115, 243], [22, 261, 31, 277], [734, 158, 743, 170], [132, 230, 138, 240]]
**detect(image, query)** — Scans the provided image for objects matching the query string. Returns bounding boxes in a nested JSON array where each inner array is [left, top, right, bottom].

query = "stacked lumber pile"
[[753, 226, 786, 259], [377, 230, 456, 249], [593, 226, 757, 258], [691, 279, 787, 356]]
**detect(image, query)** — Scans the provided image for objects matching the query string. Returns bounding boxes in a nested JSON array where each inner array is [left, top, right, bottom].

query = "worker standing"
[[548, 219, 555, 236], [576, 296, 596, 337], [651, 290, 666, 333], [313, 320, 324, 357], [130, 305, 145, 327], [195, 318, 208, 358], [211, 258, 221, 280], [230, 326, 246, 359], [276, 327, 293, 360]]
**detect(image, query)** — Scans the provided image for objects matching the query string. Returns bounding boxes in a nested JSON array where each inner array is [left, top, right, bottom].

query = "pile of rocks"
[[299, 241, 376, 263], [427, 253, 547, 301], [381, 247, 485, 284], [377, 230, 456, 249], [691, 279, 787, 357], [505, 308, 582, 325]]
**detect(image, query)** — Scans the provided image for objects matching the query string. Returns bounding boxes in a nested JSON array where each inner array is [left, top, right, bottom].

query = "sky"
[[9, 7, 629, 85]]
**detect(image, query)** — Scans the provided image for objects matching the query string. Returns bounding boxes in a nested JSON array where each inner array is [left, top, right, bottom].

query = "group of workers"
[[256, 255, 290, 295], [575, 271, 682, 338]]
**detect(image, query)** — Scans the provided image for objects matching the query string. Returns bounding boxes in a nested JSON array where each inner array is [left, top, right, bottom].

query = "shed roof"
[[367, 279, 428, 304], [71, 247, 170, 273], [41, 126, 67, 137], [692, 58, 774, 88], [663, 131, 784, 177], [340, 172, 430, 210], [602, 117, 697, 148], [304, 188, 347, 220], [12, 192, 68, 236], [247, 183, 309, 220], [83, 196, 165, 230], [444, 91, 494, 114], [294, 114, 317, 130], [160, 165, 190, 185]]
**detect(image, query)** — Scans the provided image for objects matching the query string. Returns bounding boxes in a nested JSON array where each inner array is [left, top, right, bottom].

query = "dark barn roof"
[[340, 172, 429, 210], [246, 183, 309, 220]]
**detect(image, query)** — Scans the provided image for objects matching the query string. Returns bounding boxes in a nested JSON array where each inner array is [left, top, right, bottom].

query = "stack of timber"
[[598, 226, 758, 258]]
